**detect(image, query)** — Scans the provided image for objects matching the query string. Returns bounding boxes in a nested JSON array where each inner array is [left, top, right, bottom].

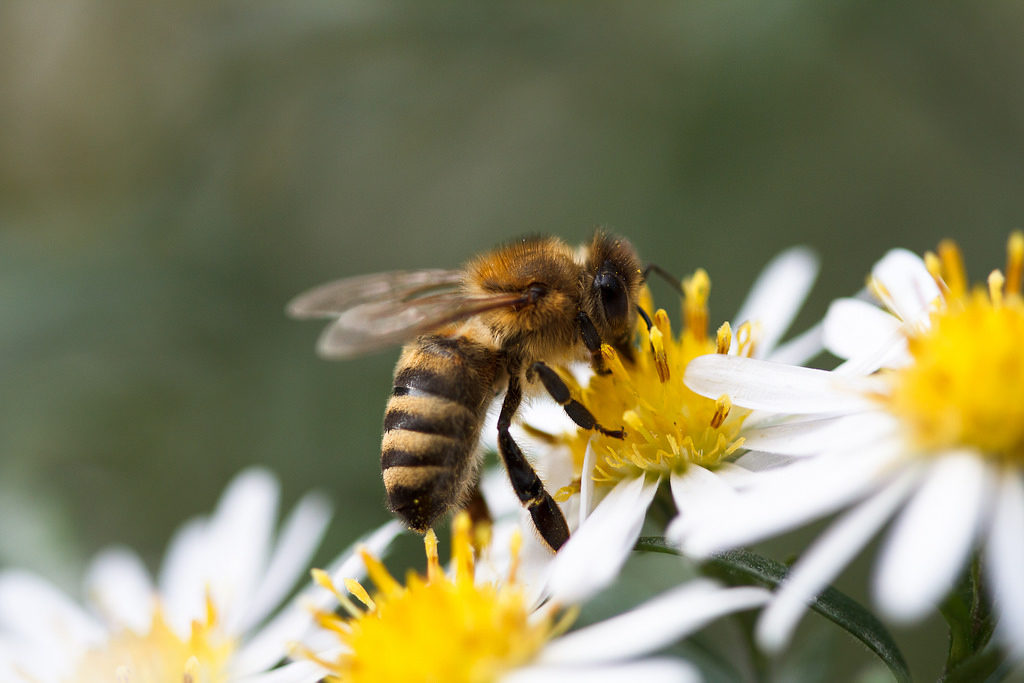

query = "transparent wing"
[[288, 269, 526, 359], [287, 269, 465, 319]]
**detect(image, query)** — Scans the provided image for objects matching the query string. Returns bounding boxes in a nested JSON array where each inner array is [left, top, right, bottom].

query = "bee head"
[[585, 232, 643, 346]]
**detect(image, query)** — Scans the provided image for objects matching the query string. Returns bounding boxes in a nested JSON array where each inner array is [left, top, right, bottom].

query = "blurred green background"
[[3, 0, 1023, 678]]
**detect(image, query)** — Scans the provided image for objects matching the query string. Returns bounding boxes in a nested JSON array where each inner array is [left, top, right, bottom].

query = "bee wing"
[[315, 289, 527, 359], [286, 269, 465, 319]]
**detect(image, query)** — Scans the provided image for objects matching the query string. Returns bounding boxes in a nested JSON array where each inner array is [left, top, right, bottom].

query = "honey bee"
[[288, 232, 643, 550]]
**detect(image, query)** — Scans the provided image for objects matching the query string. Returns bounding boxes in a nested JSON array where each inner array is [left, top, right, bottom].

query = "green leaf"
[[634, 537, 911, 683]]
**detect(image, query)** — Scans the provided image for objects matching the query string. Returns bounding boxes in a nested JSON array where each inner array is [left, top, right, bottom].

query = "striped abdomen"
[[381, 334, 500, 532]]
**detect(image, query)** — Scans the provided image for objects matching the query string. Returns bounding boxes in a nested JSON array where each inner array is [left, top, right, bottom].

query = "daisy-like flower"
[[534, 247, 820, 602], [678, 233, 1024, 657], [0, 467, 403, 683], [282, 511, 769, 683]]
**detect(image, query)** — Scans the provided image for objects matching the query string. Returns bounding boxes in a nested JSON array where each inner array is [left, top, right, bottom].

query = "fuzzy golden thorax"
[[465, 232, 642, 366]]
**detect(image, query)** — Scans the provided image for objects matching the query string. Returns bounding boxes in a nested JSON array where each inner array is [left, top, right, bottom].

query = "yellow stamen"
[[938, 239, 967, 298], [1006, 231, 1024, 295], [424, 528, 442, 582], [360, 549, 401, 599], [554, 277, 752, 486], [924, 251, 945, 293], [69, 604, 234, 683], [683, 269, 710, 341], [313, 568, 362, 617], [989, 270, 1005, 308], [882, 236, 1024, 465], [715, 321, 732, 354], [711, 395, 732, 429], [346, 579, 376, 611], [303, 513, 566, 683]]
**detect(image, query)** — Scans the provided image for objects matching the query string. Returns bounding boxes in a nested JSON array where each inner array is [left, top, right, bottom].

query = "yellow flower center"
[[882, 233, 1024, 464], [550, 270, 751, 491], [69, 598, 233, 683], [305, 514, 569, 683]]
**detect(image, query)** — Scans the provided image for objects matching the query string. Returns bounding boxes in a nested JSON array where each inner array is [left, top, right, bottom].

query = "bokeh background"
[[3, 0, 1023, 679]]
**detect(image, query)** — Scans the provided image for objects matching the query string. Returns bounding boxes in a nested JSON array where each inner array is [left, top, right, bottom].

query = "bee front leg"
[[497, 374, 570, 551], [528, 362, 625, 439], [576, 311, 611, 375]]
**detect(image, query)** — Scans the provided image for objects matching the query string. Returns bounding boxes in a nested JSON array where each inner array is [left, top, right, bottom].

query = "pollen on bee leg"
[[938, 239, 967, 298], [710, 395, 732, 429], [1006, 231, 1023, 295], [715, 321, 732, 354]]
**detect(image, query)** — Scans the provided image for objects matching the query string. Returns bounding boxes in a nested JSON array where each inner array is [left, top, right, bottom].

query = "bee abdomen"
[[381, 336, 497, 532]]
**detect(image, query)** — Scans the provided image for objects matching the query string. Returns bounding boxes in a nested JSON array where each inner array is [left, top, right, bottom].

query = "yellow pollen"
[[306, 513, 564, 683], [556, 277, 751, 485], [68, 600, 233, 683], [882, 236, 1024, 465]]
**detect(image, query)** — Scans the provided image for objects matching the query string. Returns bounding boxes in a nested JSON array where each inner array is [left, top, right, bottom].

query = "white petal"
[[238, 491, 332, 635], [157, 516, 209, 638], [480, 467, 521, 519], [666, 466, 737, 542], [0, 570, 105, 652], [709, 461, 758, 488], [765, 321, 824, 367], [545, 476, 658, 605], [503, 658, 701, 683], [539, 580, 769, 665], [823, 298, 907, 368], [732, 450, 800, 472], [984, 473, 1024, 659], [870, 248, 940, 325], [208, 468, 280, 633], [577, 441, 597, 524], [83, 546, 155, 633], [873, 452, 993, 623], [680, 443, 903, 558], [232, 520, 403, 675], [756, 468, 920, 652], [741, 412, 897, 456], [684, 355, 875, 414], [733, 246, 819, 357], [235, 660, 327, 683]]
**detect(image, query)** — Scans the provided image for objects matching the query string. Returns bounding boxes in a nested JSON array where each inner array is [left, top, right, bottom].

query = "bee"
[[288, 232, 643, 550]]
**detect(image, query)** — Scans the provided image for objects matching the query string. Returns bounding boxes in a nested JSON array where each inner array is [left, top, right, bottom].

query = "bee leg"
[[576, 311, 611, 375], [528, 361, 626, 439], [497, 374, 570, 551]]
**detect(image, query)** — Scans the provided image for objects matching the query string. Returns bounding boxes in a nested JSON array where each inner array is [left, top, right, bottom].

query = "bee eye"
[[595, 268, 628, 325]]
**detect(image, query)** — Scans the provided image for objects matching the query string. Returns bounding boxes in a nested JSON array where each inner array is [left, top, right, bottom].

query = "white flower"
[[678, 234, 1024, 658], [539, 246, 820, 603], [0, 467, 403, 683], [272, 510, 769, 683]]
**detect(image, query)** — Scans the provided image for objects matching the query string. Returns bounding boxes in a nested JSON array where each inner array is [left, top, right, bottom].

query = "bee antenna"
[[635, 305, 654, 332], [641, 264, 684, 296]]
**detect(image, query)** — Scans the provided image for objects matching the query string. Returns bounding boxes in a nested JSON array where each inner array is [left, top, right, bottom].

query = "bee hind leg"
[[528, 361, 625, 439], [497, 374, 570, 551]]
